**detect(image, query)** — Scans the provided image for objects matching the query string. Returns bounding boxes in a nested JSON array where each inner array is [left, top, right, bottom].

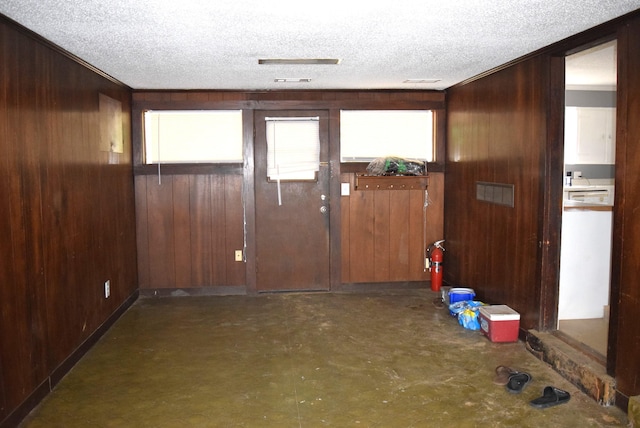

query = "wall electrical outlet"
[[104, 280, 111, 298], [234, 250, 243, 262]]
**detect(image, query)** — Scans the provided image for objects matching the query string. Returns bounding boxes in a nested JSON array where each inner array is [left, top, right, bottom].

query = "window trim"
[[131, 93, 446, 175], [142, 109, 244, 165]]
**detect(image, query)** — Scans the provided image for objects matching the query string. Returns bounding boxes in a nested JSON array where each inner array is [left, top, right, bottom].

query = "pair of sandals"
[[494, 365, 571, 408]]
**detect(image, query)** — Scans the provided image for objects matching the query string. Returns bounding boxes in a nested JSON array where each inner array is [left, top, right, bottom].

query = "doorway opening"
[[557, 40, 617, 361]]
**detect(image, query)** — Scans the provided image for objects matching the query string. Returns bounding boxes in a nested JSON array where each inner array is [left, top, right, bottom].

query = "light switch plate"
[[341, 182, 350, 196]]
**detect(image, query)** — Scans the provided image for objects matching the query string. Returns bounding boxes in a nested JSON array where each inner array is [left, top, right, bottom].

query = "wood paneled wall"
[[132, 90, 446, 293], [341, 173, 444, 283], [612, 14, 640, 398], [446, 10, 640, 400], [445, 58, 547, 329], [135, 173, 245, 289], [0, 18, 137, 425]]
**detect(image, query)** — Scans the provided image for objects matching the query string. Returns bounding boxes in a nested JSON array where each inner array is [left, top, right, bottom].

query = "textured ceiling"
[[1, 0, 639, 90], [566, 40, 617, 90]]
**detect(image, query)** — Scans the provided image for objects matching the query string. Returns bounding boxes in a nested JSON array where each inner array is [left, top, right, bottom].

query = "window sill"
[[134, 163, 243, 176]]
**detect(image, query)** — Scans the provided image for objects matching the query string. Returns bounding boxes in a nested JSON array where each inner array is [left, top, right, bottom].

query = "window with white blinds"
[[266, 117, 320, 181], [144, 110, 243, 163], [340, 110, 434, 162]]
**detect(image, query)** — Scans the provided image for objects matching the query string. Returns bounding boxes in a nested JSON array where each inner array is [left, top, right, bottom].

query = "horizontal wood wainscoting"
[[135, 172, 246, 291], [341, 172, 444, 284]]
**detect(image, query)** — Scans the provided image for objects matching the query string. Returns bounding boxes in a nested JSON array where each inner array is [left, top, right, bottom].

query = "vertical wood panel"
[[446, 57, 546, 329], [172, 175, 192, 288], [147, 175, 176, 287], [135, 175, 150, 288], [1, 17, 137, 423], [373, 191, 391, 281], [424, 174, 444, 261], [348, 189, 375, 282], [0, 24, 41, 415], [408, 189, 429, 281], [340, 174, 441, 284], [224, 174, 246, 285], [389, 191, 410, 280], [340, 173, 352, 283], [190, 175, 213, 285], [210, 174, 227, 285], [613, 16, 640, 396], [136, 172, 246, 289]]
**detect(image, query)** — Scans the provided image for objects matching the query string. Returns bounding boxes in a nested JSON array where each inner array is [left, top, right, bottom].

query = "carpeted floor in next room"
[[20, 290, 628, 427]]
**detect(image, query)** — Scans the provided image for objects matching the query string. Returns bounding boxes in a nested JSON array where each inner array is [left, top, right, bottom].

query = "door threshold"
[[551, 329, 606, 367], [526, 329, 615, 406]]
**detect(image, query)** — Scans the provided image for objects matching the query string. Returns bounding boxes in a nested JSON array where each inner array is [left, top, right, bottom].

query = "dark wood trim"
[[354, 174, 429, 190], [329, 108, 343, 291], [131, 92, 446, 170], [0, 291, 139, 428], [132, 106, 145, 165], [614, 391, 629, 413], [243, 111, 257, 294], [134, 163, 243, 176], [333, 281, 429, 293], [434, 108, 446, 165], [0, 13, 129, 88], [50, 291, 139, 387], [139, 287, 247, 297], [538, 54, 565, 331], [0, 380, 49, 428], [607, 24, 630, 378]]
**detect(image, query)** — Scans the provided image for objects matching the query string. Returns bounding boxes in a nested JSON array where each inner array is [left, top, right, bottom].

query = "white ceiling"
[[566, 40, 617, 90], [1, 0, 638, 90]]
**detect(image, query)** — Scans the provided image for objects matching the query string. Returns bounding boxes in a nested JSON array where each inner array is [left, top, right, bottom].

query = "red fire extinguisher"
[[427, 240, 445, 292]]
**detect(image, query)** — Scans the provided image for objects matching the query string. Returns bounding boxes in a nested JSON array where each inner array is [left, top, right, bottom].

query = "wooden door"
[[254, 110, 330, 291]]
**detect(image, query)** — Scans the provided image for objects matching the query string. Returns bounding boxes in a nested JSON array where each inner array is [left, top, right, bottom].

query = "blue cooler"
[[448, 288, 475, 304]]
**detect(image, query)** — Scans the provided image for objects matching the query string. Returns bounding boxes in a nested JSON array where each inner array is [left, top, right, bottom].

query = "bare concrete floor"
[[21, 291, 628, 427]]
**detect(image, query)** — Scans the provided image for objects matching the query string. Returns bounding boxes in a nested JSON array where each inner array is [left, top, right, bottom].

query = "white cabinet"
[[565, 107, 616, 164], [558, 208, 612, 320]]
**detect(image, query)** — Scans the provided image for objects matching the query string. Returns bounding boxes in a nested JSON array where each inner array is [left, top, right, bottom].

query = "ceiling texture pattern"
[[1, 0, 639, 90]]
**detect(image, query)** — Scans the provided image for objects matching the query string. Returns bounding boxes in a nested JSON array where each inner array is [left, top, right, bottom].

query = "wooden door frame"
[[539, 35, 620, 377], [244, 108, 342, 293]]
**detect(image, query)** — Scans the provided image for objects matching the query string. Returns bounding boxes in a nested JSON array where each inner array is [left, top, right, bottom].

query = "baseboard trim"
[[333, 281, 428, 292], [139, 286, 247, 297], [1, 290, 139, 428]]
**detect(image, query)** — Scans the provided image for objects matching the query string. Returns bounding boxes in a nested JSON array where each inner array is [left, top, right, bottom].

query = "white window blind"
[[144, 110, 243, 163], [340, 110, 434, 162], [266, 117, 320, 181]]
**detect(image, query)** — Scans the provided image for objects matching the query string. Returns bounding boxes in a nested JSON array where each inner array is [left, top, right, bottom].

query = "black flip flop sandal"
[[530, 386, 571, 408], [505, 372, 532, 393]]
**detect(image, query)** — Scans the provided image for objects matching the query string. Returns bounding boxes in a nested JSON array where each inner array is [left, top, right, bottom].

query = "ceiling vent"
[[259, 58, 341, 65], [403, 79, 442, 84], [274, 78, 312, 83]]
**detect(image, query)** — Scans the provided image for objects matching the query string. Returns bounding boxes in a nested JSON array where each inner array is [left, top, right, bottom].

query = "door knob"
[[320, 206, 328, 214]]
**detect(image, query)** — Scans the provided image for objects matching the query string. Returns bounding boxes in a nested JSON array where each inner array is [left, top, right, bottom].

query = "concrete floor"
[[21, 290, 628, 427]]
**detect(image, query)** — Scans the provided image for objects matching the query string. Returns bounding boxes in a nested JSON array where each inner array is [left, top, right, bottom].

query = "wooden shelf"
[[354, 174, 429, 190]]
